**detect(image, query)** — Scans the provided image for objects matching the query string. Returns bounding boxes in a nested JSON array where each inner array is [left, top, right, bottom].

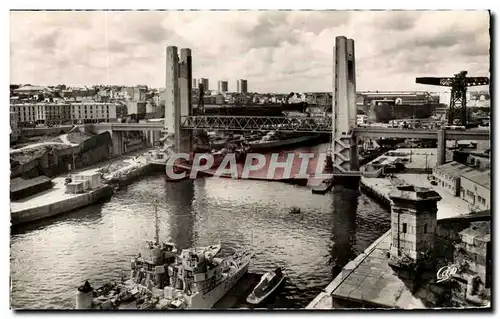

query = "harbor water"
[[10, 144, 391, 309]]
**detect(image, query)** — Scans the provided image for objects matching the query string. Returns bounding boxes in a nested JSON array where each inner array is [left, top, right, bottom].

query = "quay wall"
[[11, 185, 113, 226], [106, 163, 164, 188], [359, 178, 392, 209]]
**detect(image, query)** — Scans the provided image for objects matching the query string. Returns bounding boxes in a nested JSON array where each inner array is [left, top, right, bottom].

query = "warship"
[[76, 200, 252, 310]]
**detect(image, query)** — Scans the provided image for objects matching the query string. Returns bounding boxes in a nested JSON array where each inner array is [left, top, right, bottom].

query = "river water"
[[10, 144, 391, 309]]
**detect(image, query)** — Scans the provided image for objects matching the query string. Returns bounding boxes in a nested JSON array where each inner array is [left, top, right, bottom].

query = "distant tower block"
[[237, 79, 248, 94], [332, 36, 359, 174], [218, 80, 228, 93], [388, 186, 441, 265]]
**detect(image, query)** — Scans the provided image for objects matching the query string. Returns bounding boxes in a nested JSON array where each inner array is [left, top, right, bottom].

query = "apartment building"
[[70, 102, 118, 123]]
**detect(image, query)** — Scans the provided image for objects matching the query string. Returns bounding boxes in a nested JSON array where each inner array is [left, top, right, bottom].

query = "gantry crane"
[[416, 71, 489, 126]]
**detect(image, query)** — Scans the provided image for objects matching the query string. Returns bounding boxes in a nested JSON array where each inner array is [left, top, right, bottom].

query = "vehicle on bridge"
[[441, 125, 466, 130]]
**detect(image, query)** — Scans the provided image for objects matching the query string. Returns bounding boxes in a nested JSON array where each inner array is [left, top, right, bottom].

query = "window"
[[424, 224, 428, 233], [402, 223, 407, 233]]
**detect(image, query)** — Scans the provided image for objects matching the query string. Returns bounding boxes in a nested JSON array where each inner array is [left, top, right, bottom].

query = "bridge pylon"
[[164, 46, 193, 153], [331, 36, 360, 183]]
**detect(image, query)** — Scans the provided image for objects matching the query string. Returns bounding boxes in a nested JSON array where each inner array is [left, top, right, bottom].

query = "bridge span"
[[92, 116, 490, 141]]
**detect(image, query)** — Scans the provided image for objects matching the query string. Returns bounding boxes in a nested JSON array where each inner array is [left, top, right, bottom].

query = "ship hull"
[[366, 103, 438, 123], [249, 134, 322, 151], [187, 257, 251, 309]]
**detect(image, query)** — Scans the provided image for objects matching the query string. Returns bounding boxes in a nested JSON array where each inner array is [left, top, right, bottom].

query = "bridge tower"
[[165, 46, 193, 153], [331, 36, 360, 181]]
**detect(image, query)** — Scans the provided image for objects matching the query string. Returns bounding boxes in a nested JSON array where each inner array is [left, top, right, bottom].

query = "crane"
[[416, 71, 489, 126]]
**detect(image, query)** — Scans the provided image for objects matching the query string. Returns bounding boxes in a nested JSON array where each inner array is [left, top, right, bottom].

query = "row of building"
[[192, 78, 248, 94], [11, 102, 119, 125], [432, 152, 490, 211]]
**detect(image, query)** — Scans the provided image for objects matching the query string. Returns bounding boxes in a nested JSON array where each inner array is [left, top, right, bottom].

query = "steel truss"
[[180, 116, 332, 132]]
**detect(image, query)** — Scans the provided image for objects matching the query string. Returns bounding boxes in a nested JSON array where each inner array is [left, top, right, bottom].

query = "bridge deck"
[[91, 116, 490, 140]]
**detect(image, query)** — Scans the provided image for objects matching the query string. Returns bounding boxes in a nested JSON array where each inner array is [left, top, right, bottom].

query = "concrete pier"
[[331, 36, 360, 181], [437, 129, 446, 166], [10, 178, 112, 226], [164, 45, 193, 153]]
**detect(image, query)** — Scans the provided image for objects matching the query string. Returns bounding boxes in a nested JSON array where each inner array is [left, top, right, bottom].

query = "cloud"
[[10, 10, 490, 93]]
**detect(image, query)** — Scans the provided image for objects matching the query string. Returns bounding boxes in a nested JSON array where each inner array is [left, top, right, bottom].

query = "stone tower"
[[388, 185, 441, 265]]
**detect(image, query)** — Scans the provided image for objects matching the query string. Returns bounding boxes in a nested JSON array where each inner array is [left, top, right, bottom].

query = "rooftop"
[[14, 85, 46, 92], [461, 170, 491, 190], [389, 185, 441, 202], [434, 161, 477, 178], [10, 176, 52, 193]]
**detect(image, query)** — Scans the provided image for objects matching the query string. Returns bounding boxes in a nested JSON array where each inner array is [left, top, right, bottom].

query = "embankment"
[[11, 185, 113, 226]]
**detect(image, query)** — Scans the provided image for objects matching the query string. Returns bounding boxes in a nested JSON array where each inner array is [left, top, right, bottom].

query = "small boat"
[[246, 267, 286, 305], [311, 179, 333, 195], [289, 207, 301, 214]]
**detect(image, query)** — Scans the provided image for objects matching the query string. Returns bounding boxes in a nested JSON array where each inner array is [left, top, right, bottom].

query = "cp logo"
[[436, 265, 458, 283]]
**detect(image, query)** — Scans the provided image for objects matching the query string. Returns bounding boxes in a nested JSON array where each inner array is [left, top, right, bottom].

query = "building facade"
[[70, 102, 118, 123], [237, 79, 248, 94], [10, 102, 118, 125], [10, 111, 19, 142], [126, 101, 146, 117], [217, 80, 228, 93], [460, 170, 490, 211], [432, 161, 476, 197]]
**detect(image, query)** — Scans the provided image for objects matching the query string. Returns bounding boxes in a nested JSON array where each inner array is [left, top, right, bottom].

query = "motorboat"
[[246, 267, 286, 305], [289, 207, 301, 214], [311, 179, 333, 195]]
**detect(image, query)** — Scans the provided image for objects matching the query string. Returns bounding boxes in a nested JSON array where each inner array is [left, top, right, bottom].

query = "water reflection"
[[329, 187, 359, 275], [164, 179, 195, 250], [11, 202, 106, 236]]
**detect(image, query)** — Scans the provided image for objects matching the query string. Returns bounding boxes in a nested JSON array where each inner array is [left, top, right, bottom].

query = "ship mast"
[[154, 199, 160, 245]]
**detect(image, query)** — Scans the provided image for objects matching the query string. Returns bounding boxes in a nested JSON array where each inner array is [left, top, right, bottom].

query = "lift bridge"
[[180, 115, 332, 132]]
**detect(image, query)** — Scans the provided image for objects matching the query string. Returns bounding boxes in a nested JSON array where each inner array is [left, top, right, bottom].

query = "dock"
[[10, 176, 113, 226]]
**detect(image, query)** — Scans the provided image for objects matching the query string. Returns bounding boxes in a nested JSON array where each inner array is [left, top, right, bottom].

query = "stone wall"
[[11, 132, 113, 179]]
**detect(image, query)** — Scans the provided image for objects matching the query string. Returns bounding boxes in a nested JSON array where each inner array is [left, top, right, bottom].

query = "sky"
[[10, 10, 490, 93]]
